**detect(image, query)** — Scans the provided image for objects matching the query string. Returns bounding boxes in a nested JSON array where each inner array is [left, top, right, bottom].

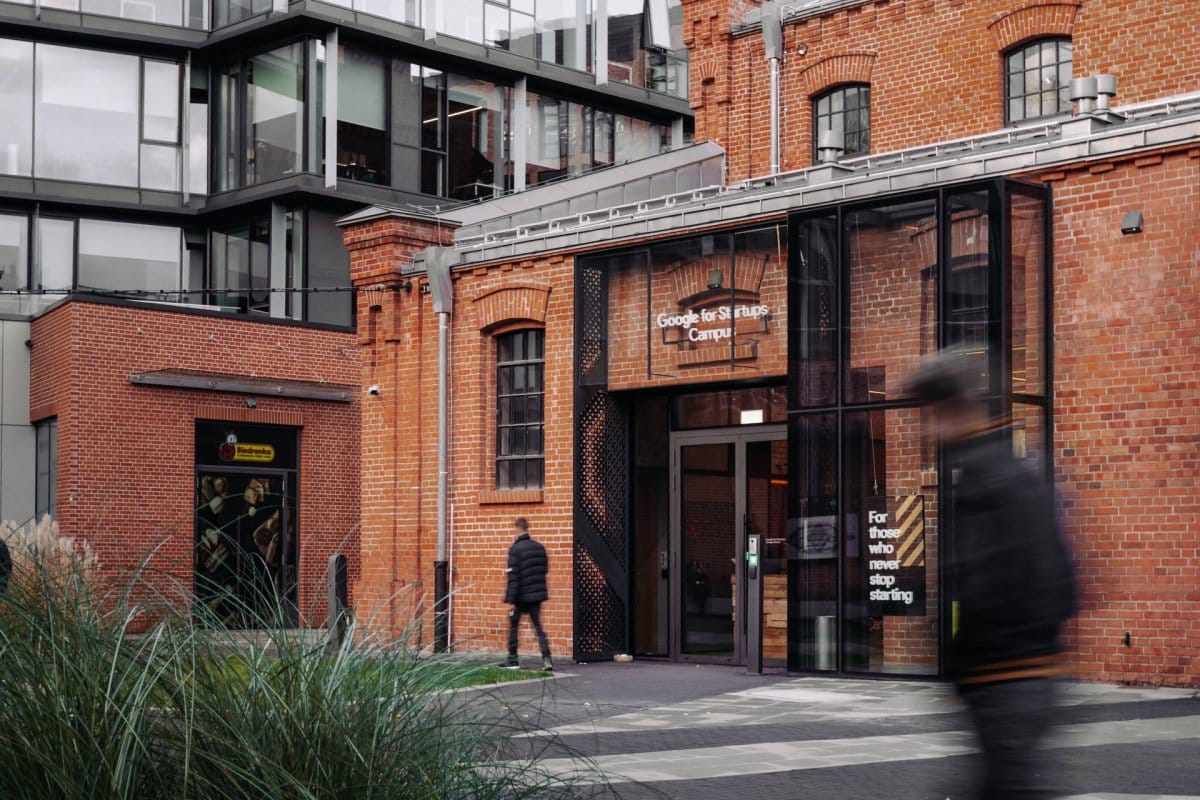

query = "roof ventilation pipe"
[[1070, 76, 1098, 115], [817, 129, 845, 164], [762, 2, 784, 176], [1095, 74, 1118, 112]]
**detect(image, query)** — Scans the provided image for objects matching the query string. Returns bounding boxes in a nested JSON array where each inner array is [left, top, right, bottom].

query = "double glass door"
[[669, 427, 787, 664]]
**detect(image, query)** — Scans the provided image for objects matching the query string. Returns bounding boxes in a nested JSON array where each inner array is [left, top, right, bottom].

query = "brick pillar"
[[342, 215, 455, 644], [681, 0, 734, 155]]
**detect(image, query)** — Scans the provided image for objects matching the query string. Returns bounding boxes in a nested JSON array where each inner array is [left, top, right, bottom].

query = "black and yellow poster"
[[865, 495, 926, 616]]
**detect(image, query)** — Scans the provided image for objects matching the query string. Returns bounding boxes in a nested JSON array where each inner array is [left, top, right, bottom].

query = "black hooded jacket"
[[948, 426, 1076, 681], [505, 533, 549, 605]]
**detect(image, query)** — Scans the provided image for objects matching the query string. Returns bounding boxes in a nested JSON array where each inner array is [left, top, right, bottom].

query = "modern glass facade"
[[569, 181, 1051, 676], [0, 38, 183, 191], [0, 0, 688, 331], [787, 180, 1051, 675]]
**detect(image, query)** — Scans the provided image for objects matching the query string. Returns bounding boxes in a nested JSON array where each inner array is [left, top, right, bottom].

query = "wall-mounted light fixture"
[[707, 269, 724, 290], [1121, 210, 1144, 235], [796, 42, 808, 56], [244, 397, 257, 409]]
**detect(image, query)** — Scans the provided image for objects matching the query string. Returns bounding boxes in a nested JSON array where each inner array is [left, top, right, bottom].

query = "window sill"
[[479, 489, 544, 505]]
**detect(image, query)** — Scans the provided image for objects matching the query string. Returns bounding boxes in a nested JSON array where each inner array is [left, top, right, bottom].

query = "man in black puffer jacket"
[[907, 353, 1076, 800], [502, 518, 553, 671]]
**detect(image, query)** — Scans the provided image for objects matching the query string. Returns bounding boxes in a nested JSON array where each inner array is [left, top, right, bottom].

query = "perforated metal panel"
[[573, 259, 630, 661]]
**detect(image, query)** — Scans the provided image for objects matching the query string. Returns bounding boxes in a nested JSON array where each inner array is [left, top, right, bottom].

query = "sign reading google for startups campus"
[[656, 302, 771, 344]]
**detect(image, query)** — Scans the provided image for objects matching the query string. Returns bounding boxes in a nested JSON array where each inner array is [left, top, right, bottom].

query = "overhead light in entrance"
[[707, 269, 724, 290]]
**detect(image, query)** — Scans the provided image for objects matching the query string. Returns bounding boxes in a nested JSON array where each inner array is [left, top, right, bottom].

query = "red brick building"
[[342, 0, 1200, 685], [29, 299, 360, 627]]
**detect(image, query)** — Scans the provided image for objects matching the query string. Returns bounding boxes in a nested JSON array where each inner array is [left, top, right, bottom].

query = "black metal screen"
[[573, 260, 631, 661]]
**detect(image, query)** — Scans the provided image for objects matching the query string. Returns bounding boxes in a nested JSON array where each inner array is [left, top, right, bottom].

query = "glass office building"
[[0, 0, 689, 327], [0, 0, 690, 578]]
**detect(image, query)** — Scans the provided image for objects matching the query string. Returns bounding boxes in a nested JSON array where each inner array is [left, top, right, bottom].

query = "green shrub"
[[0, 521, 585, 800]]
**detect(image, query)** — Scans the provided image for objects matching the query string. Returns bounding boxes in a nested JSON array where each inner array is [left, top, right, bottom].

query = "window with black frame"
[[812, 84, 870, 160], [1005, 38, 1072, 124], [35, 418, 57, 519], [496, 329, 545, 490]]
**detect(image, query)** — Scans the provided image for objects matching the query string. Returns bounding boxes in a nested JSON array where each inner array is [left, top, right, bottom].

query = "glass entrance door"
[[670, 426, 786, 664]]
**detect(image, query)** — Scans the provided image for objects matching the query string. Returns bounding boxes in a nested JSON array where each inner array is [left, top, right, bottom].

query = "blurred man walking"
[[907, 353, 1076, 800], [502, 517, 553, 671]]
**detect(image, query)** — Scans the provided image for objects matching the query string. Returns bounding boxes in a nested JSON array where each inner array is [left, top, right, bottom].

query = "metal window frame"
[[1004, 38, 1073, 126], [785, 177, 1054, 679], [495, 328, 547, 490], [811, 83, 871, 161]]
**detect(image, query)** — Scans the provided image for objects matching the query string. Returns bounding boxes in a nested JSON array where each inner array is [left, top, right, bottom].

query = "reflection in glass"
[[526, 92, 565, 186], [607, 0, 645, 86], [78, 219, 181, 295], [1009, 188, 1046, 396], [535, 0, 584, 70], [35, 45, 140, 186], [947, 190, 993, 394], [787, 413, 839, 671], [213, 0, 270, 28], [790, 215, 838, 408], [37, 218, 75, 292], [143, 60, 180, 142], [0, 39, 33, 177], [214, 66, 239, 191], [0, 213, 28, 291], [845, 197, 938, 403], [842, 408, 938, 675], [189, 69, 209, 195], [140, 143, 179, 191], [680, 442, 736, 658], [83, 0, 185, 27], [247, 44, 304, 185], [337, 47, 389, 185], [813, 84, 870, 159], [447, 76, 508, 200], [211, 219, 270, 314]]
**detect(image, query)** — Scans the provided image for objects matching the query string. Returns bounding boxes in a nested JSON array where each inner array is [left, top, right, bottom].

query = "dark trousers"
[[507, 602, 551, 660], [959, 677, 1058, 800]]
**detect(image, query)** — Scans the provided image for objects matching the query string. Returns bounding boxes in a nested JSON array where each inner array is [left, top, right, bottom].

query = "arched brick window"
[[812, 83, 870, 160], [495, 328, 545, 490], [1005, 38, 1073, 124]]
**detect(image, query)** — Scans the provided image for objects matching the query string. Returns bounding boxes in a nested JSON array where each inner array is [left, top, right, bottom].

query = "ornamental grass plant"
[[0, 518, 586, 800]]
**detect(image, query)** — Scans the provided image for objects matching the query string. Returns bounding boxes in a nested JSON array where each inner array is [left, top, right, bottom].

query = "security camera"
[[367, 385, 381, 396]]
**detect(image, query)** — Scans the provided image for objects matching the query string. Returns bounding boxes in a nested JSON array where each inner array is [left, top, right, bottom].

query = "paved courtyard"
[[492, 661, 1200, 799]]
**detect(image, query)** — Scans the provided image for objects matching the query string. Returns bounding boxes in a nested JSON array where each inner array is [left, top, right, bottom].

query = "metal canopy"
[[130, 369, 354, 403]]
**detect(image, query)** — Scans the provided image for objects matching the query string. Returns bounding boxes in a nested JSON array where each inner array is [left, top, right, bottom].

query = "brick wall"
[[346, 217, 576, 656], [28, 300, 361, 626], [683, 0, 1200, 181], [1041, 149, 1200, 686]]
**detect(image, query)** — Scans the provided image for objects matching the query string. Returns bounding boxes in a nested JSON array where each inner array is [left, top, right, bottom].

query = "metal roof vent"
[[1070, 77, 1098, 115], [817, 130, 845, 163]]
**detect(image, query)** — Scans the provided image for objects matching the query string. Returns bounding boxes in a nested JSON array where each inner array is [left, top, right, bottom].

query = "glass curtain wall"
[[526, 90, 666, 187], [34, 45, 140, 187], [215, 43, 312, 191], [787, 181, 1050, 676], [0, 39, 182, 190], [336, 47, 389, 185]]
